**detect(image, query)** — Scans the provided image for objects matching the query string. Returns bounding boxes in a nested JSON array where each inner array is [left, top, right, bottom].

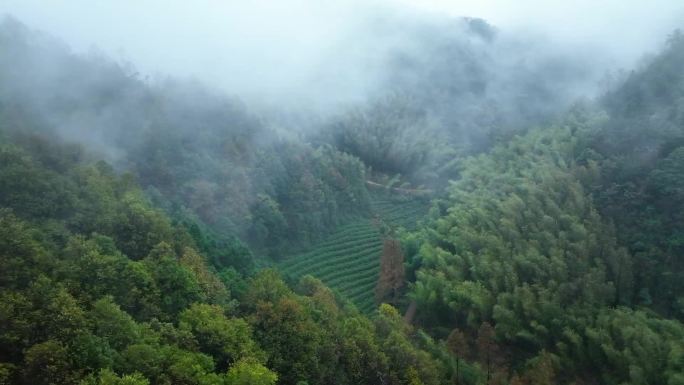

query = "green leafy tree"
[[179, 303, 263, 368], [22, 340, 77, 385], [80, 369, 150, 385], [225, 357, 277, 385]]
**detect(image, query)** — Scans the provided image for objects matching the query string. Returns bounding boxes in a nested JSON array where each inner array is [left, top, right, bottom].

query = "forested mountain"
[[0, 118, 457, 385], [1, 11, 683, 385], [406, 33, 684, 384], [316, 17, 597, 187], [0, 17, 370, 259]]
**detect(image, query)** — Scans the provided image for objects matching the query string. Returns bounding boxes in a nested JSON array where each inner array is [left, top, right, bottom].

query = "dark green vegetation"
[[371, 194, 431, 232], [1, 14, 684, 385], [406, 33, 684, 385], [0, 129, 458, 385]]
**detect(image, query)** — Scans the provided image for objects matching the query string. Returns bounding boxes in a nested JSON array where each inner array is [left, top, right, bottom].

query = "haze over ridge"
[[2, 0, 682, 112]]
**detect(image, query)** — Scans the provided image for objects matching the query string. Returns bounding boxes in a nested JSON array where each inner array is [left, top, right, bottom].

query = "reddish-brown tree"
[[447, 329, 469, 385], [375, 238, 406, 305]]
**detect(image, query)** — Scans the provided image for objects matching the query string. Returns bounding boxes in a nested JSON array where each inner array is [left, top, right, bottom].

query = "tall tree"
[[375, 238, 406, 305], [476, 322, 498, 385], [446, 329, 469, 385]]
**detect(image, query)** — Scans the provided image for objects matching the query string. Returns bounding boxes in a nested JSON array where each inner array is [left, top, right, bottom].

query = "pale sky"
[[1, 0, 682, 107], [400, 0, 683, 50]]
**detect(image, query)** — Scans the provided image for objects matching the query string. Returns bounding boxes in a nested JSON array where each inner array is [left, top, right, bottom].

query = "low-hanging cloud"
[[1, 0, 682, 114]]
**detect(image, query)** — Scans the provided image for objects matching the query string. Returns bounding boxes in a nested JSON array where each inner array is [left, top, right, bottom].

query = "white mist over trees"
[[1, 0, 682, 112]]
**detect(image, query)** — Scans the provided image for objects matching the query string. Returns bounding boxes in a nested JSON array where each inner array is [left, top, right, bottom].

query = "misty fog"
[[1, 0, 682, 222], [2, 0, 683, 113]]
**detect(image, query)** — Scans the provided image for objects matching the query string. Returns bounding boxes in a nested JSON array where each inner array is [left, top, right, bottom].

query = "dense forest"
[[0, 10, 683, 385]]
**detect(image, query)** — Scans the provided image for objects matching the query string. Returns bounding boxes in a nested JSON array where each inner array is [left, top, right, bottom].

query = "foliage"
[[591, 32, 684, 317], [0, 131, 452, 385], [1, 14, 684, 385], [0, 18, 371, 258], [224, 358, 277, 385], [408, 107, 684, 383]]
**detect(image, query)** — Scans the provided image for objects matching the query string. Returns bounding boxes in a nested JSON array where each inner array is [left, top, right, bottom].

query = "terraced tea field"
[[280, 220, 382, 313], [280, 195, 431, 313], [370, 196, 431, 231]]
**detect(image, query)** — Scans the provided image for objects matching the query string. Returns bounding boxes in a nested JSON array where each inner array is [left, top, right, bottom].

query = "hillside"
[[405, 34, 684, 384], [280, 192, 431, 313], [0, 129, 456, 385], [0, 9, 683, 385]]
